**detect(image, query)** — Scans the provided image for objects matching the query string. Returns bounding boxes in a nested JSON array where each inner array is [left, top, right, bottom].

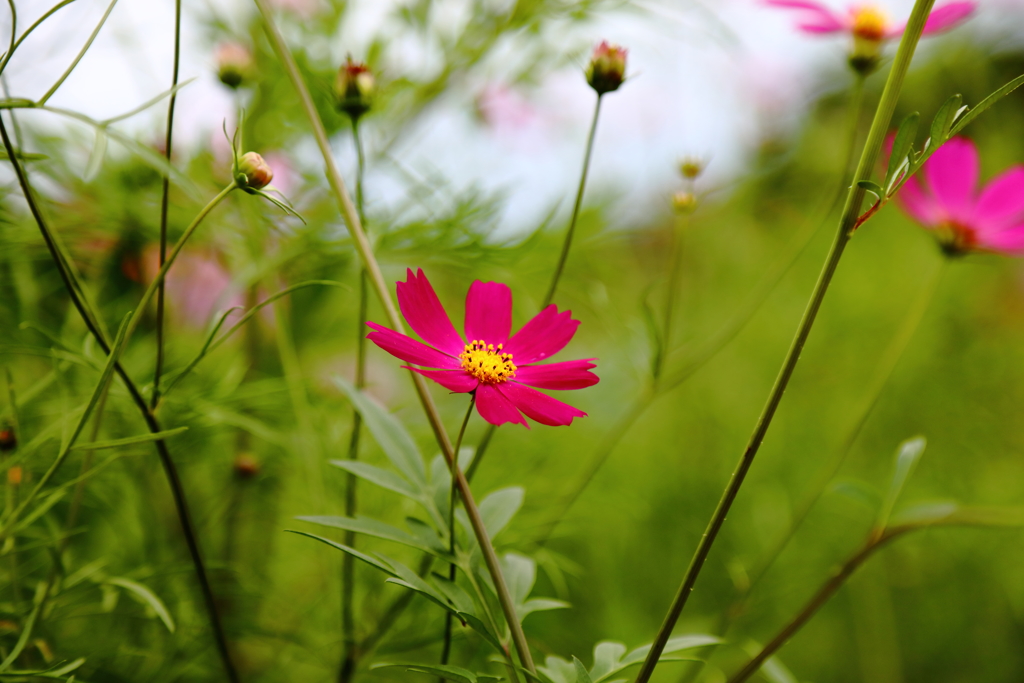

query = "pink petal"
[[403, 367, 479, 393], [504, 305, 580, 365], [764, 0, 846, 33], [396, 268, 464, 355], [464, 280, 512, 346], [923, 137, 978, 224], [921, 1, 976, 35], [972, 167, 1024, 233], [475, 383, 528, 428], [498, 382, 587, 427], [514, 359, 599, 390], [896, 174, 943, 228], [366, 322, 461, 369], [977, 223, 1024, 255]]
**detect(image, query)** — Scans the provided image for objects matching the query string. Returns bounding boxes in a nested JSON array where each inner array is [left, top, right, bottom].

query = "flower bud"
[[233, 453, 261, 480], [235, 152, 273, 192], [216, 41, 254, 89], [586, 41, 627, 95], [7, 466, 21, 486], [847, 5, 888, 75], [335, 57, 375, 121], [678, 157, 706, 180], [0, 425, 14, 453], [671, 191, 698, 214]]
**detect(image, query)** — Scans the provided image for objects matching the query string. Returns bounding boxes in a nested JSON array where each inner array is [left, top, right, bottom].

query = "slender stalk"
[[37, 0, 118, 105], [0, 116, 240, 683], [441, 396, 476, 673], [254, 1, 535, 672], [742, 257, 945, 596], [543, 94, 602, 307], [151, 0, 183, 411], [655, 211, 687, 381], [340, 118, 368, 683], [65, 382, 110, 535], [632, 5, 934, 682], [726, 532, 903, 683]]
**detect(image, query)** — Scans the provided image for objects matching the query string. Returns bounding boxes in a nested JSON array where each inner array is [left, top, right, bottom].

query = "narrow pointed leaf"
[[329, 459, 418, 498], [877, 436, 926, 531], [285, 530, 396, 576], [72, 427, 188, 451], [950, 73, 1024, 136], [929, 94, 961, 149], [296, 514, 448, 557], [105, 577, 175, 632], [371, 663, 502, 683], [478, 487, 524, 539], [884, 111, 918, 189]]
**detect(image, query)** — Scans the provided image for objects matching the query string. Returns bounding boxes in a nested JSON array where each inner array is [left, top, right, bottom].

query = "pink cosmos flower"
[[766, 1, 975, 41], [896, 137, 1024, 255], [366, 269, 599, 428]]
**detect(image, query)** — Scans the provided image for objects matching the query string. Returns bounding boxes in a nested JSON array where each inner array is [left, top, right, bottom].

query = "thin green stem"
[[742, 256, 945, 598], [633, 4, 934, 682], [2, 0, 76, 75], [37, 0, 118, 105], [340, 118, 368, 683], [441, 396, 476, 672], [0, 115, 240, 683], [255, 1, 535, 673], [151, 0, 183, 411], [0, 0, 15, 78], [543, 94, 602, 307], [656, 212, 687, 381]]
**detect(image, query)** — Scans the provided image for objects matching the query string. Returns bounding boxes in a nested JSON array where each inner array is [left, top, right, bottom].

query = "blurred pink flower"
[[474, 85, 539, 133], [143, 247, 245, 327], [261, 151, 299, 196], [366, 269, 598, 428], [766, 1, 975, 40], [896, 137, 1024, 255]]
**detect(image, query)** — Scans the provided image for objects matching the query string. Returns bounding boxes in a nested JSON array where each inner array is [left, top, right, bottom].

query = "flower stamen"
[[459, 340, 517, 384]]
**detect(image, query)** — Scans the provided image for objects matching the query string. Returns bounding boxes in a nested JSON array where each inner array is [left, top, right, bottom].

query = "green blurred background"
[[1, 1, 1024, 681]]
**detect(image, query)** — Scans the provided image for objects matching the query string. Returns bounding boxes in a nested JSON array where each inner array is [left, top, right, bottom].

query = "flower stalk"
[[254, 0, 536, 672], [632, 3, 935, 682]]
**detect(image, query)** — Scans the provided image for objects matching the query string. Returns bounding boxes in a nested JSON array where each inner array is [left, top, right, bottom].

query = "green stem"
[[543, 94, 602, 307], [37, 0, 118, 105], [632, 4, 933, 682], [123, 184, 234, 355], [743, 256, 945, 597], [151, 0, 183, 411], [254, 1, 535, 673], [340, 118, 368, 683], [655, 212, 687, 381], [441, 396, 476, 672], [0, 115, 240, 683]]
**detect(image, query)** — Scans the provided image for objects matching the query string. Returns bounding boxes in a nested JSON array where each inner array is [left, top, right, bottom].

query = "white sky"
[[3, 0, 1024, 234]]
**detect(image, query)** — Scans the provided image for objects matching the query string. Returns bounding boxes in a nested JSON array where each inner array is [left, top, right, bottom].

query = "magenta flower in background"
[[367, 269, 599, 428], [766, 1, 976, 41], [896, 137, 1024, 256]]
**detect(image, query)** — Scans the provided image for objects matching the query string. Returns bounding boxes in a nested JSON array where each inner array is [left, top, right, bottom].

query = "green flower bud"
[[335, 57, 375, 121], [679, 157, 707, 180], [586, 41, 627, 95], [671, 191, 698, 214]]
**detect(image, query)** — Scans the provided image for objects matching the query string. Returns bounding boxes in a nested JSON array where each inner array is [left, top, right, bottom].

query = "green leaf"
[[573, 658, 594, 683], [884, 112, 918, 190], [371, 663, 502, 683], [590, 642, 628, 682], [620, 634, 720, 668], [829, 478, 882, 513], [478, 487, 524, 539], [502, 552, 536, 606], [519, 598, 570, 620], [104, 577, 175, 632], [329, 459, 419, 499], [72, 426, 188, 451], [741, 642, 796, 683], [460, 612, 506, 653], [333, 376, 427, 487], [950, 73, 1024, 136], [285, 530, 396, 577], [296, 515, 449, 558], [929, 94, 961, 150], [877, 436, 926, 531], [539, 657, 575, 683], [856, 179, 885, 201], [890, 503, 1024, 530]]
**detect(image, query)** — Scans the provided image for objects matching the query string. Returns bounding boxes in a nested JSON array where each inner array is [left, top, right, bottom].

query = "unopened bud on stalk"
[[216, 41, 255, 89], [586, 41, 627, 95], [847, 5, 888, 75], [235, 152, 273, 192], [335, 57, 375, 121], [7, 466, 22, 485], [671, 191, 698, 214], [0, 425, 14, 452], [678, 157, 706, 180], [233, 453, 261, 479]]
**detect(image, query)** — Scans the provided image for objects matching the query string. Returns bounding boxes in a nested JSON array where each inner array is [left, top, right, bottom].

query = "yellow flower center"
[[851, 4, 889, 41], [459, 340, 517, 385]]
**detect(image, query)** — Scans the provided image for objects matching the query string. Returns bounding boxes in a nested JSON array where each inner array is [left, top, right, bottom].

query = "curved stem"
[[340, 118, 368, 683], [543, 94, 602, 307], [255, 1, 535, 673], [632, 5, 933, 683], [0, 0, 15, 78], [151, 0, 183, 411], [742, 256, 945, 598], [0, 116, 240, 683], [37, 0, 118, 105], [441, 396, 476, 673]]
